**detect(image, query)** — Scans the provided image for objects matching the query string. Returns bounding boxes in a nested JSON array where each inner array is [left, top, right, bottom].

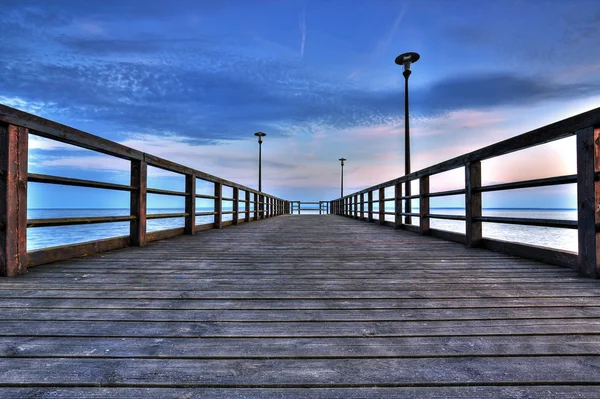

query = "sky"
[[1, 0, 599, 209]]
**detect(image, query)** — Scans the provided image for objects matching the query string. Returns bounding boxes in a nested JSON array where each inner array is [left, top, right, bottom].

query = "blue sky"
[[1, 0, 599, 208]]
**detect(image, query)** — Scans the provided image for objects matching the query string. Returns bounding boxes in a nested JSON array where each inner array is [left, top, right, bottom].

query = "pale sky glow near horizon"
[[1, 0, 599, 209]]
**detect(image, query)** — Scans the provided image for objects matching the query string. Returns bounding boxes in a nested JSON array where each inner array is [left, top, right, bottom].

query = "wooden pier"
[[2, 105, 600, 397], [3, 215, 600, 397]]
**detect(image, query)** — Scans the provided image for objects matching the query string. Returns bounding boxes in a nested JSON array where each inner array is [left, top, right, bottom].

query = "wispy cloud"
[[298, 6, 306, 59]]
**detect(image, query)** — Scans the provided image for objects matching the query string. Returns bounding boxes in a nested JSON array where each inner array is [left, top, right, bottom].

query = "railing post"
[[214, 182, 223, 229], [264, 196, 268, 218], [420, 176, 430, 235], [0, 124, 28, 276], [368, 191, 373, 222], [184, 173, 196, 235], [253, 193, 258, 220], [465, 161, 482, 247], [259, 194, 264, 219], [232, 187, 239, 225], [379, 187, 385, 225], [354, 195, 358, 218], [297, 201, 301, 214], [360, 194, 364, 220], [130, 158, 147, 247], [394, 182, 402, 229], [577, 126, 600, 277], [245, 191, 251, 222]]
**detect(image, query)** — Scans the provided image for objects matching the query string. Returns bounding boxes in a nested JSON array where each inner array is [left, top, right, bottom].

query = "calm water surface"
[[27, 208, 577, 252]]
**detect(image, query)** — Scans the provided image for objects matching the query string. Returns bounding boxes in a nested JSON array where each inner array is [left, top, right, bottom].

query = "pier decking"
[[2, 215, 600, 397]]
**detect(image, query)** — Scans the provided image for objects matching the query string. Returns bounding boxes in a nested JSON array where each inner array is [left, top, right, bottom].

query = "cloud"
[[298, 7, 306, 58]]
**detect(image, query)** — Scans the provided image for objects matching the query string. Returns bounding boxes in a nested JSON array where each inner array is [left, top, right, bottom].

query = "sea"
[[27, 208, 578, 253]]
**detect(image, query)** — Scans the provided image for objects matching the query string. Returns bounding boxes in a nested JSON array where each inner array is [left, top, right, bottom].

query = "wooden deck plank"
[[3, 296, 600, 309], [1, 214, 600, 396], [3, 335, 600, 358], [3, 386, 600, 399], [3, 307, 600, 322], [3, 357, 600, 386]]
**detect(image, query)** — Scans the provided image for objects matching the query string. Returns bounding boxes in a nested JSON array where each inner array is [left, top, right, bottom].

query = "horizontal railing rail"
[[290, 201, 331, 215], [331, 107, 600, 278], [0, 104, 291, 276]]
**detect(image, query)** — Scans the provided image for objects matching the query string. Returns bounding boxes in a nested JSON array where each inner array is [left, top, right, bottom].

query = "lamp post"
[[254, 132, 266, 192], [339, 158, 346, 198], [395, 51, 420, 224]]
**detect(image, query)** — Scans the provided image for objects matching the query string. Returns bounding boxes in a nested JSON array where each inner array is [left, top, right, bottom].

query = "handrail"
[[0, 104, 291, 276], [330, 107, 600, 278], [290, 201, 330, 214], [335, 107, 600, 199]]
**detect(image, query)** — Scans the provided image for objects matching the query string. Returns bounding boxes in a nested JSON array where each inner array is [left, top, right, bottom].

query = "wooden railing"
[[331, 107, 600, 278], [0, 105, 290, 277], [290, 201, 330, 214]]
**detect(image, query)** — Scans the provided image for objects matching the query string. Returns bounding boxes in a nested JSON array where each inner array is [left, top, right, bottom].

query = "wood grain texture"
[[184, 174, 195, 234], [0, 124, 28, 276], [129, 159, 146, 247], [2, 215, 600, 396], [577, 127, 600, 277]]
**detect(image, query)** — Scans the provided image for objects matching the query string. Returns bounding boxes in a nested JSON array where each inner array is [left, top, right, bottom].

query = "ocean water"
[[27, 208, 578, 253], [27, 208, 231, 251]]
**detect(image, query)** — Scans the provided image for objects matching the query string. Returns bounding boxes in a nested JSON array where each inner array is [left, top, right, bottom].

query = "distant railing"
[[331, 107, 600, 278], [290, 201, 330, 214], [0, 104, 290, 276]]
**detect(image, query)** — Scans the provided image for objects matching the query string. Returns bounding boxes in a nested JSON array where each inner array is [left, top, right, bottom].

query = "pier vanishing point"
[[2, 104, 600, 397]]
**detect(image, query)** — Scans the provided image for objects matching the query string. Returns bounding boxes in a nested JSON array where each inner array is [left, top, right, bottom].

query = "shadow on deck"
[[2, 215, 600, 398]]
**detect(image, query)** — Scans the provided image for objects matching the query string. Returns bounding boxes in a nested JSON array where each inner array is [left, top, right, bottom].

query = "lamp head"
[[254, 131, 267, 143], [339, 157, 346, 166], [395, 52, 420, 72]]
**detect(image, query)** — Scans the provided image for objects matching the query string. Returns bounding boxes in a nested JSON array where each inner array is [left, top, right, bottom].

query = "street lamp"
[[339, 158, 346, 198], [254, 132, 267, 192], [395, 51, 420, 224]]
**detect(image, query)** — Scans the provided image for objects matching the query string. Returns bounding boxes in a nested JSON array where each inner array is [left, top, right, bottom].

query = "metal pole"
[[404, 70, 411, 224], [258, 141, 262, 192], [341, 163, 343, 197], [339, 158, 346, 198]]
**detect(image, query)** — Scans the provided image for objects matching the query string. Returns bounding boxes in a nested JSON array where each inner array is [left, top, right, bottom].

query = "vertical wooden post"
[[379, 187, 385, 225], [360, 194, 365, 220], [0, 124, 28, 276], [368, 191, 373, 222], [404, 180, 412, 225], [253, 193, 258, 220], [232, 187, 239, 225], [258, 194, 263, 219], [394, 182, 402, 229], [420, 176, 430, 235], [465, 161, 482, 247], [577, 126, 600, 277], [354, 195, 358, 218], [130, 158, 147, 247], [214, 182, 223, 229], [264, 196, 268, 218], [297, 201, 301, 215], [245, 191, 251, 222], [184, 173, 196, 235]]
